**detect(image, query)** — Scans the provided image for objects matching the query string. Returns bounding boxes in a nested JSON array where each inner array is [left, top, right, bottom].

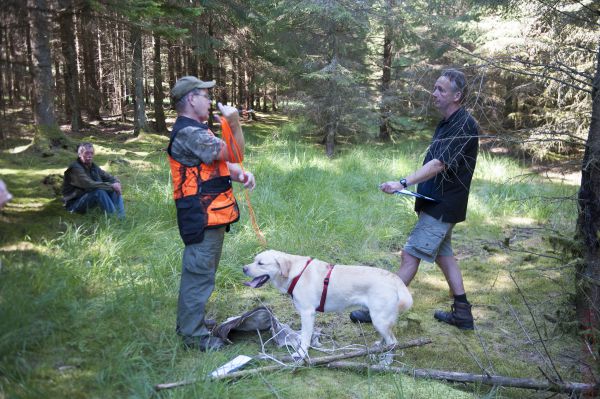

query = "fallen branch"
[[327, 361, 599, 395], [272, 337, 432, 368], [154, 337, 432, 391]]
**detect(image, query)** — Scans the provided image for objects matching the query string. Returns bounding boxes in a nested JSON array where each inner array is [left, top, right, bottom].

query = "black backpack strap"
[[167, 129, 179, 157]]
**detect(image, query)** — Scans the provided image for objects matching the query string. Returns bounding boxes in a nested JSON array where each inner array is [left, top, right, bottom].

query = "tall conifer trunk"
[[80, 3, 101, 120], [131, 26, 146, 136], [153, 32, 167, 133], [28, 0, 55, 127], [379, 0, 395, 141], [58, 0, 81, 132], [575, 42, 600, 376]]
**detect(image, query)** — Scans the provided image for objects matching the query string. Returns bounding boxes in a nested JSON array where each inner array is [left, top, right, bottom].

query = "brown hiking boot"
[[434, 301, 474, 330]]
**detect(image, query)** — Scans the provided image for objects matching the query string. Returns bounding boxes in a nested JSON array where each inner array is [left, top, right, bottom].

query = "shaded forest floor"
[[0, 106, 592, 398]]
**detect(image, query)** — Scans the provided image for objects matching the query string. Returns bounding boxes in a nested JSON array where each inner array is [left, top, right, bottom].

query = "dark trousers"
[[176, 227, 225, 343], [67, 189, 125, 218]]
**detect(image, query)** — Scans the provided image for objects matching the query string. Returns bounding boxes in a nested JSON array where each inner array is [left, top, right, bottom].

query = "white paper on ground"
[[209, 355, 253, 378]]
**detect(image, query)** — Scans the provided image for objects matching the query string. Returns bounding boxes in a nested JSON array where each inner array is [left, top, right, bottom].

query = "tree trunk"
[[131, 26, 146, 136], [153, 32, 167, 133], [27, 0, 68, 152], [206, 14, 214, 79], [379, 0, 394, 141], [575, 42, 600, 380], [237, 56, 244, 107], [80, 3, 101, 120], [58, 0, 81, 132], [0, 26, 4, 137], [174, 44, 182, 79], [325, 122, 336, 157], [167, 41, 176, 89], [53, 46, 63, 113], [117, 25, 127, 121], [26, 21, 35, 115], [216, 51, 228, 104], [102, 16, 120, 116], [4, 25, 14, 106], [231, 55, 237, 105], [28, 0, 56, 127]]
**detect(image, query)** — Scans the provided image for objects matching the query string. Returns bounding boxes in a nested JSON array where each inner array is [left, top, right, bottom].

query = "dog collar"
[[287, 258, 312, 297]]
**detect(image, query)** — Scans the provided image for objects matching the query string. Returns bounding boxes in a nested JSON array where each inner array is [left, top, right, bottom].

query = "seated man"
[[62, 143, 125, 218]]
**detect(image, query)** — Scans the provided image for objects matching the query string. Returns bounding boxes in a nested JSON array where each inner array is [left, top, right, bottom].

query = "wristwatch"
[[399, 178, 407, 189]]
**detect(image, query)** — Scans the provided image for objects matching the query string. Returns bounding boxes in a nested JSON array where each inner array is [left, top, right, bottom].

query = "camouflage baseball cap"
[[170, 76, 216, 104]]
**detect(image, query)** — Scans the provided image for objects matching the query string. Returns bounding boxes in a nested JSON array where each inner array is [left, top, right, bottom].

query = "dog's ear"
[[276, 255, 292, 278]]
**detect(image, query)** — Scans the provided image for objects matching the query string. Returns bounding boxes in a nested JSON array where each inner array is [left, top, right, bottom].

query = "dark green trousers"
[[176, 227, 225, 344]]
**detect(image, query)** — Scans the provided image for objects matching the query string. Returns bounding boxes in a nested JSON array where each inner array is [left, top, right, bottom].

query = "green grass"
[[0, 115, 582, 398]]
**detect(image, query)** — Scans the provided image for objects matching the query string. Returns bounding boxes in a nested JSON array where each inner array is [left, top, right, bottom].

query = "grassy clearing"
[[0, 113, 581, 398]]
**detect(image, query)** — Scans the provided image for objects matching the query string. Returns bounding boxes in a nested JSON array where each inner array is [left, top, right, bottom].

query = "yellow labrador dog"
[[243, 250, 412, 358]]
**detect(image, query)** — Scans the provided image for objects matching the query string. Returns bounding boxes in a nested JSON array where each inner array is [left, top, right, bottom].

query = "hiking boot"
[[434, 301, 474, 330], [349, 309, 372, 323], [183, 335, 225, 352]]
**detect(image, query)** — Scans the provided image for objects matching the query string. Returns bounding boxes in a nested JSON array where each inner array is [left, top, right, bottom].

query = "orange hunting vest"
[[168, 118, 239, 245]]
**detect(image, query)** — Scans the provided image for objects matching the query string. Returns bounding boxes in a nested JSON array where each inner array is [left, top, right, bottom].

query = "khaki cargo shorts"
[[403, 212, 455, 263]]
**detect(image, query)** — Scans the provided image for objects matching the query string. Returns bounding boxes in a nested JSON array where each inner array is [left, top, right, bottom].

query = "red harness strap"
[[287, 258, 312, 297], [287, 258, 335, 313], [316, 264, 335, 313]]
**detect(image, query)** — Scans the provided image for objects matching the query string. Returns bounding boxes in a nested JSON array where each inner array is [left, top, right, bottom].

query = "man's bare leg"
[[397, 250, 421, 286]]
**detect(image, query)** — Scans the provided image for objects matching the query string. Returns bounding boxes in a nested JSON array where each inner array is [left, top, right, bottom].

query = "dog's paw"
[[373, 339, 396, 349]]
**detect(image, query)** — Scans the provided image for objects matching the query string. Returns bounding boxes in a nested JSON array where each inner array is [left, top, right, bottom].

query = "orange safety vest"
[[167, 119, 239, 245]]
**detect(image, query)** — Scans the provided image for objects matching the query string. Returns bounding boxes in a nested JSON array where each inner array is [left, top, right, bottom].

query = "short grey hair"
[[77, 142, 94, 156], [441, 68, 468, 103]]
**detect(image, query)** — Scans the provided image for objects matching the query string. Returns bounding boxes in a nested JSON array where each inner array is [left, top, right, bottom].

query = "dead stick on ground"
[[154, 337, 432, 391], [276, 337, 432, 367], [327, 361, 598, 395]]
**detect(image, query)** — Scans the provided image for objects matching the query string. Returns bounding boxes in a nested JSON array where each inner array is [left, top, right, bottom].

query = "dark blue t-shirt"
[[415, 107, 479, 223]]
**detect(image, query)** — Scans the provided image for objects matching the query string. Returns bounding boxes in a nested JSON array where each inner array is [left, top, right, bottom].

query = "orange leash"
[[220, 117, 267, 247]]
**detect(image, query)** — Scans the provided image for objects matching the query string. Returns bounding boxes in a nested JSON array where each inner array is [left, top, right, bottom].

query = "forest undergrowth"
[[0, 110, 586, 398]]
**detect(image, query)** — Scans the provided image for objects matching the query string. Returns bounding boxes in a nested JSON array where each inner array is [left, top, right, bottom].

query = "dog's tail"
[[396, 282, 413, 313]]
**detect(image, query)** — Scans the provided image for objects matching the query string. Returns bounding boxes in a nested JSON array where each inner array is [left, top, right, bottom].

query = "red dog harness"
[[287, 258, 335, 313]]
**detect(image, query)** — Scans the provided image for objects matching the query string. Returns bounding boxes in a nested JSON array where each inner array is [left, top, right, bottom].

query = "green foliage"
[[257, 0, 376, 152], [460, 1, 597, 159]]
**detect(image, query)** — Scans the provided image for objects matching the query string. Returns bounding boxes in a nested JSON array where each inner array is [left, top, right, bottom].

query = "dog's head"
[[243, 250, 295, 290]]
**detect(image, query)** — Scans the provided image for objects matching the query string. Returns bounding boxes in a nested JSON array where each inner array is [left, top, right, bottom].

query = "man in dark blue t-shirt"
[[351, 69, 479, 330]]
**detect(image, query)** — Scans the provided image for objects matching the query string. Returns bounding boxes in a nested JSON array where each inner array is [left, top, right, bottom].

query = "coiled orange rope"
[[220, 117, 267, 246]]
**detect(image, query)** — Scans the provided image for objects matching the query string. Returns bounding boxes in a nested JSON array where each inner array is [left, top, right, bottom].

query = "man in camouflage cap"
[[168, 76, 256, 351]]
